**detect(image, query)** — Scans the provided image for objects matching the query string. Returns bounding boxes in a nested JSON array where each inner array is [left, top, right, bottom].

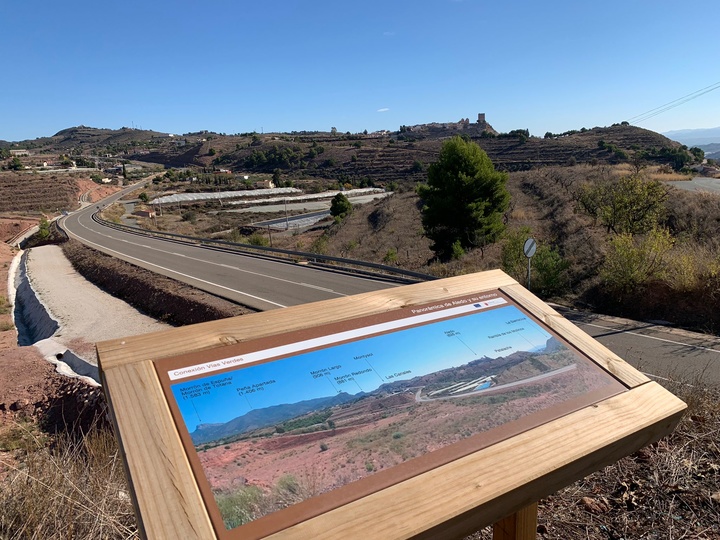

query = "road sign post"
[[523, 238, 537, 291]]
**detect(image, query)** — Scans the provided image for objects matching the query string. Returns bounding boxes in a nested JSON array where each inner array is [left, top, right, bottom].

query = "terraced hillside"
[[0, 172, 79, 213], [4, 126, 171, 155], [128, 124, 692, 189], [4, 123, 695, 190]]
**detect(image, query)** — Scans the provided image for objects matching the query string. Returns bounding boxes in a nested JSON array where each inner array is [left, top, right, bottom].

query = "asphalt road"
[[61, 183, 720, 386], [557, 306, 720, 386], [60, 184, 395, 311], [253, 210, 330, 230], [667, 176, 720, 194]]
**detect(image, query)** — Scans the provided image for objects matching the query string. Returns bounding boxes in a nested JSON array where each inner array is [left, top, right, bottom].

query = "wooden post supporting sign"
[[493, 504, 537, 540]]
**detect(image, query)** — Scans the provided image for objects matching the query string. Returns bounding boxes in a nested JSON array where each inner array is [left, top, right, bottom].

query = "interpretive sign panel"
[[97, 270, 686, 540], [154, 290, 625, 539]]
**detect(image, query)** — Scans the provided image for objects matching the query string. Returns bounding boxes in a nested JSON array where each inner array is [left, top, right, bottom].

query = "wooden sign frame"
[[97, 270, 686, 540]]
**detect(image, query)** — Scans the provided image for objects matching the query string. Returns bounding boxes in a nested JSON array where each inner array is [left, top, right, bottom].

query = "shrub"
[[532, 245, 570, 297], [501, 227, 570, 296], [215, 485, 264, 529], [579, 175, 667, 235], [248, 233, 269, 247], [501, 227, 532, 281], [383, 248, 398, 264], [310, 236, 328, 254], [37, 218, 50, 240], [450, 240, 465, 260], [0, 295, 11, 315], [600, 228, 674, 296]]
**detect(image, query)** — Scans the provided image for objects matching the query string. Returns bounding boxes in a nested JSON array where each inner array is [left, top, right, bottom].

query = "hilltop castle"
[[404, 113, 496, 136]]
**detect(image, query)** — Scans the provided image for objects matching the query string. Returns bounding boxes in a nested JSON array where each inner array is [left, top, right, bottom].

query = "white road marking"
[[64, 222, 287, 308], [300, 283, 337, 293], [641, 372, 695, 386], [72, 216, 348, 297], [578, 321, 720, 355]]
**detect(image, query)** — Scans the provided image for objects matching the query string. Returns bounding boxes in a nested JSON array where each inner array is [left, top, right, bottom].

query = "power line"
[[627, 80, 720, 124]]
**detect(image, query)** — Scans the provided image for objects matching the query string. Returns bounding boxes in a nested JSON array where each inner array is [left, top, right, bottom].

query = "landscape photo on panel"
[[166, 295, 622, 531]]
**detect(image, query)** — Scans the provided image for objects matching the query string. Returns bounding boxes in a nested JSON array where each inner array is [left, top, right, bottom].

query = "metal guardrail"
[[90, 213, 435, 284], [6, 224, 38, 246]]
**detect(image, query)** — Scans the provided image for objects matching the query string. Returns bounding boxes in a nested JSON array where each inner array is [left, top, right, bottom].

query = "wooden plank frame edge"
[[101, 361, 215, 540]]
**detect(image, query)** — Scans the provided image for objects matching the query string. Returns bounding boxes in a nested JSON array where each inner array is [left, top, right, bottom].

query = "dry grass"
[[612, 163, 689, 182], [0, 296, 10, 316], [0, 423, 137, 539], [99, 203, 125, 224]]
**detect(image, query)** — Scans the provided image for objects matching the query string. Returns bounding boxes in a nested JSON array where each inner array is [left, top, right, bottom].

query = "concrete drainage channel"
[[11, 251, 100, 386]]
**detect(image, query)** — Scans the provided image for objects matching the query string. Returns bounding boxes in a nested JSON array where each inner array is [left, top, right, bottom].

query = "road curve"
[[60, 184, 394, 311], [60, 184, 720, 385]]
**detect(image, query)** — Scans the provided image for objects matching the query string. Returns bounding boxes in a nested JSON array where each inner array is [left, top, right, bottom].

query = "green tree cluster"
[[639, 146, 693, 170], [417, 136, 510, 260], [544, 128, 585, 139], [497, 128, 530, 142], [330, 193, 352, 218], [597, 140, 628, 161], [8, 157, 23, 170], [244, 145, 304, 170]]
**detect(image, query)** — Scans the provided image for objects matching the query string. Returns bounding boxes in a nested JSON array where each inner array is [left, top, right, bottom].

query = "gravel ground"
[[26, 245, 170, 363]]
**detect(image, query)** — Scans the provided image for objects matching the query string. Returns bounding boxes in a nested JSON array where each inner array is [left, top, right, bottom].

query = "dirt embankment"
[[0, 242, 105, 432], [2, 237, 255, 431], [61, 240, 254, 326]]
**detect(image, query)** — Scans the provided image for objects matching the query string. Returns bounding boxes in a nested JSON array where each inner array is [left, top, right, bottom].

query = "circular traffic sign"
[[523, 238, 537, 258]]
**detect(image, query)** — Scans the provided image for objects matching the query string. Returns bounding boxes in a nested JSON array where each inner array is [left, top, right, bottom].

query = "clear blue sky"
[[170, 305, 552, 430], [2, 0, 719, 141]]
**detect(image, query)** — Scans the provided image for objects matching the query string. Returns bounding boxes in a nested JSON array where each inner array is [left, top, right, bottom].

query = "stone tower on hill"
[[405, 113, 496, 137]]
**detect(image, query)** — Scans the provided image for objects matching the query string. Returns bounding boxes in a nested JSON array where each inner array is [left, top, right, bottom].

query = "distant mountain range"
[[190, 337, 563, 446], [663, 127, 720, 146], [190, 391, 358, 445]]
